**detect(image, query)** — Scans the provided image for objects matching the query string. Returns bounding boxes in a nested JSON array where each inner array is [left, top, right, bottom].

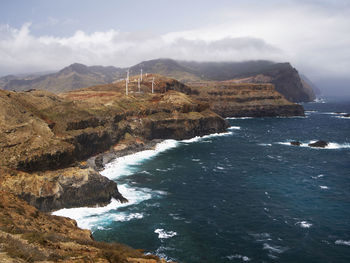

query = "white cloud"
[[0, 1, 349, 84]]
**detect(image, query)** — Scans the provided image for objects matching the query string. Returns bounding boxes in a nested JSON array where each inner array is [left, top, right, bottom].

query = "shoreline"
[[52, 129, 236, 228]]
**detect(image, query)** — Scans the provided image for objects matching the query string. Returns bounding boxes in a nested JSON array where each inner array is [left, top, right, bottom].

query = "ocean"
[[54, 99, 350, 263]]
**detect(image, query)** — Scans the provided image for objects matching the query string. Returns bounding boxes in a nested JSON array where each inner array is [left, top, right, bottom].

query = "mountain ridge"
[[0, 58, 316, 102]]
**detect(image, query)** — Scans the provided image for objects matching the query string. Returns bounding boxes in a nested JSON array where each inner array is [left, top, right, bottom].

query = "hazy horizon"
[[1, 0, 349, 96]]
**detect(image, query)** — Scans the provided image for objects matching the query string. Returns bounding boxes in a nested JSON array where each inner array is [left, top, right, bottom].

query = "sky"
[[0, 0, 349, 94]]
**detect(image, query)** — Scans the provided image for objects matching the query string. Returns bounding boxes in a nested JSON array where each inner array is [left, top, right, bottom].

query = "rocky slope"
[[1, 59, 316, 102], [0, 190, 171, 263]]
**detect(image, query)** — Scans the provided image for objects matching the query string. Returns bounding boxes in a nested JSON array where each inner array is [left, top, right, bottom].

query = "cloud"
[[0, 0, 349, 86], [0, 23, 284, 76]]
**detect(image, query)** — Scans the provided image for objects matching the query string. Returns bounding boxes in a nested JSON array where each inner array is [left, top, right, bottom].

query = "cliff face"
[[0, 76, 228, 261], [188, 81, 304, 118], [0, 76, 227, 211]]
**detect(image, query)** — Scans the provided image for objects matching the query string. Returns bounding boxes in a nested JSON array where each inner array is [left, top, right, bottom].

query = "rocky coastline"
[[0, 74, 307, 262]]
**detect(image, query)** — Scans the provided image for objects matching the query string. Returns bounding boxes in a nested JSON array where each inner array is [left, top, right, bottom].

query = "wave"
[[258, 143, 272, 147], [154, 228, 177, 239], [319, 185, 329, 190], [277, 141, 350, 150], [335, 115, 350, 119], [226, 254, 251, 261], [228, 126, 241, 130], [52, 184, 153, 230], [263, 243, 288, 254], [312, 98, 326, 103], [296, 221, 312, 228], [101, 140, 178, 180], [181, 131, 233, 143], [335, 240, 350, 246], [226, 117, 253, 120]]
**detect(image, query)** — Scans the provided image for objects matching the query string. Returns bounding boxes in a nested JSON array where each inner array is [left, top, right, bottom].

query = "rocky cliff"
[[187, 81, 304, 117], [0, 78, 227, 211], [0, 75, 229, 261]]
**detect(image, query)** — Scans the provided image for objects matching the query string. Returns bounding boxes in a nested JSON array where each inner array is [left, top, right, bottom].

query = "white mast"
[[126, 78, 128, 95], [152, 77, 154, 94], [127, 69, 130, 83], [138, 78, 140, 93], [141, 69, 143, 82]]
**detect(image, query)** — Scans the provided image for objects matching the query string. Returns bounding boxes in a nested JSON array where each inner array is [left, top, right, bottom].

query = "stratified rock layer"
[[187, 81, 305, 118]]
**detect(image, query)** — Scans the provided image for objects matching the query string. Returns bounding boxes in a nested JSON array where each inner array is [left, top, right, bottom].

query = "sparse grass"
[[0, 234, 47, 262]]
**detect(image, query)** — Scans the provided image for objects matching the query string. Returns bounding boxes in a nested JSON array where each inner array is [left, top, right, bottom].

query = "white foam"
[[111, 212, 144, 222], [296, 221, 312, 228], [52, 184, 153, 229], [181, 131, 233, 143], [263, 243, 288, 254], [319, 185, 329, 189], [228, 126, 241, 130], [313, 98, 326, 103], [226, 117, 253, 120], [277, 141, 350, 150], [217, 166, 225, 170], [154, 229, 177, 239], [335, 116, 350, 119], [335, 240, 350, 246], [101, 140, 178, 180], [227, 254, 251, 261], [259, 143, 272, 146]]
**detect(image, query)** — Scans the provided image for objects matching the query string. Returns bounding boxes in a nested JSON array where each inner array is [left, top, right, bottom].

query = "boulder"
[[290, 141, 302, 146]]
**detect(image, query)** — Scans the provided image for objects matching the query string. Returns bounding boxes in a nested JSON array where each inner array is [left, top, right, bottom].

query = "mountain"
[[0, 63, 124, 93], [0, 59, 317, 102]]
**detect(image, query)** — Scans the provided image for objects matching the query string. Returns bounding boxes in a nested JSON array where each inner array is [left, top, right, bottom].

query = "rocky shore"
[[0, 74, 305, 262], [0, 77, 229, 262]]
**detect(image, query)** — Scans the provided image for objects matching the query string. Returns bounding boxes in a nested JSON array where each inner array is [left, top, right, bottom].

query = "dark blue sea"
[[54, 98, 350, 263]]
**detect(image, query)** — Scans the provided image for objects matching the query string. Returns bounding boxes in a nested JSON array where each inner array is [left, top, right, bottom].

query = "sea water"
[[54, 98, 350, 262]]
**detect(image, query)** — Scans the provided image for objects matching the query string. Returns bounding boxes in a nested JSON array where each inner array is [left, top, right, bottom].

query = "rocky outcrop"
[[308, 140, 328, 148], [0, 166, 127, 212], [0, 191, 172, 263]]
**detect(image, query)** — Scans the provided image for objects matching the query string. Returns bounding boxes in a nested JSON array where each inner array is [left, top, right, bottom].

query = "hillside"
[[0, 63, 125, 93], [0, 59, 316, 102]]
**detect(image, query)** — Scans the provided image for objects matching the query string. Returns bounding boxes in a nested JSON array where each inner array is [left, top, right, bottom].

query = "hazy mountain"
[[0, 63, 124, 93], [0, 59, 316, 102]]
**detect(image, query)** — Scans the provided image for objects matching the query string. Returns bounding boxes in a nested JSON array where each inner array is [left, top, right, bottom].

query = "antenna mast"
[[141, 69, 143, 82], [127, 69, 130, 83], [126, 79, 128, 96]]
